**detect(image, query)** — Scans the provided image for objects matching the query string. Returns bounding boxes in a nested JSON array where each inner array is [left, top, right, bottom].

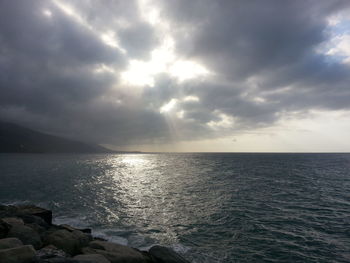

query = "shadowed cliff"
[[0, 121, 113, 153]]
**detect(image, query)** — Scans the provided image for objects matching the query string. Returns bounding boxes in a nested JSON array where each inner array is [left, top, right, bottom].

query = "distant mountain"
[[0, 121, 113, 153]]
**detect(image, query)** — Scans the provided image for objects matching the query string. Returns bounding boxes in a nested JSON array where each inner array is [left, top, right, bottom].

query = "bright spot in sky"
[[100, 31, 126, 53], [138, 0, 161, 25], [121, 60, 158, 87], [183, 96, 200, 102], [207, 111, 235, 129], [42, 9, 52, 17], [121, 38, 209, 86], [160, 99, 177, 113], [93, 64, 115, 74], [176, 110, 185, 119], [169, 61, 209, 82]]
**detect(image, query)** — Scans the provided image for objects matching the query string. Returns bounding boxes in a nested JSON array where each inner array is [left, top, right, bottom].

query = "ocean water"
[[0, 153, 350, 262]]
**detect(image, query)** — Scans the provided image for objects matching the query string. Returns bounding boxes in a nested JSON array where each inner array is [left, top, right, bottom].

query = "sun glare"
[[121, 38, 209, 87], [160, 99, 177, 113], [169, 61, 209, 82]]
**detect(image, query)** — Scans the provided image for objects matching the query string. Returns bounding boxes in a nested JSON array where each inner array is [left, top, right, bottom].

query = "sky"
[[1, 0, 350, 152]]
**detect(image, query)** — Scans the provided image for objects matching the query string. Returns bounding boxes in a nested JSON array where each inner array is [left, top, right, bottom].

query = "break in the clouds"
[[1, 0, 350, 151]]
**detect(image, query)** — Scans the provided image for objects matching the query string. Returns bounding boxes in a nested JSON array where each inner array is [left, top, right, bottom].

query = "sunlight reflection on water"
[[1, 153, 350, 262]]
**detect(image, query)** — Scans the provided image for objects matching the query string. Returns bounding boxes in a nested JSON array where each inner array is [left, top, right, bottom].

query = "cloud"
[[0, 0, 350, 150]]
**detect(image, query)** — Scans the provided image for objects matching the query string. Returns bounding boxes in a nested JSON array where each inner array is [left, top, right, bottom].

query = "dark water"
[[0, 153, 350, 262]]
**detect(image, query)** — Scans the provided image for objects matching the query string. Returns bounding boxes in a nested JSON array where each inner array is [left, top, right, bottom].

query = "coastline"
[[0, 204, 189, 263]]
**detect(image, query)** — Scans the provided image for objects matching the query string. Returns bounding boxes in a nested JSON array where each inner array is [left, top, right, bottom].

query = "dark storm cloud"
[[0, 0, 350, 147], [0, 0, 168, 145], [154, 0, 350, 130]]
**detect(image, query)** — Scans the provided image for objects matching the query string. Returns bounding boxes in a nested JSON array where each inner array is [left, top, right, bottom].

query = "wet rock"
[[60, 224, 92, 234], [148, 246, 190, 263], [7, 224, 43, 249], [0, 205, 18, 218], [0, 219, 11, 238], [73, 254, 111, 263], [15, 205, 52, 225], [2, 217, 24, 226], [43, 229, 90, 256], [27, 223, 46, 236], [37, 258, 79, 263], [19, 214, 50, 229], [36, 245, 68, 259], [0, 245, 36, 263], [0, 237, 23, 249], [72, 230, 92, 248], [82, 241, 152, 263]]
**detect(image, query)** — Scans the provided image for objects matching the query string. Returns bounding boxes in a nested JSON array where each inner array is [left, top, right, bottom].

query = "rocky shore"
[[0, 205, 190, 263]]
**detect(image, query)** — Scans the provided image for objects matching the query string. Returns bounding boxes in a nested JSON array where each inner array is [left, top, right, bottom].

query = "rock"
[[35, 245, 79, 263], [0, 205, 18, 218], [19, 214, 50, 229], [0, 245, 36, 263], [27, 223, 46, 235], [43, 229, 89, 256], [72, 230, 92, 248], [60, 224, 92, 234], [36, 245, 68, 259], [0, 238, 23, 249], [37, 258, 79, 263], [148, 246, 190, 263], [15, 205, 52, 225], [7, 224, 43, 249], [73, 254, 110, 263], [2, 217, 24, 226], [0, 219, 11, 238], [82, 241, 152, 263]]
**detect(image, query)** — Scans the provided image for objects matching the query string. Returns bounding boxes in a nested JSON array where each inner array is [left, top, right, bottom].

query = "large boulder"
[[36, 245, 68, 259], [15, 205, 52, 225], [36, 258, 79, 263], [148, 246, 190, 263], [0, 205, 18, 218], [7, 224, 43, 249], [19, 214, 50, 229], [2, 217, 24, 226], [74, 254, 111, 263], [0, 238, 23, 250], [43, 229, 91, 256], [60, 224, 92, 234], [0, 245, 36, 263], [82, 241, 152, 263]]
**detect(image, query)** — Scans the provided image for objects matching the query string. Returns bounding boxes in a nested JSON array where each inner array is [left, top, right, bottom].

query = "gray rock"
[[0, 238, 23, 249], [7, 224, 43, 249], [71, 230, 92, 248], [15, 205, 52, 225], [36, 245, 68, 259], [0, 245, 36, 263], [19, 214, 49, 229], [43, 229, 89, 256], [73, 254, 110, 263], [82, 241, 152, 263], [2, 217, 24, 226], [37, 258, 79, 263], [149, 246, 190, 263], [27, 223, 46, 235], [60, 224, 92, 234]]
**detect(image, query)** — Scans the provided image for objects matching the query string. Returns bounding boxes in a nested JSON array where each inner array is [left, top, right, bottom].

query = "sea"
[[0, 153, 349, 262]]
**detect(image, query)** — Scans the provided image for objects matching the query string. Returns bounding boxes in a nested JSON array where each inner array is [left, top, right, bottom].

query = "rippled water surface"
[[0, 153, 350, 262]]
